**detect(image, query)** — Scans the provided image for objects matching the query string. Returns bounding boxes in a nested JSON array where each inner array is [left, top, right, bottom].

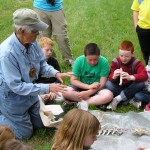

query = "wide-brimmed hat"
[[13, 8, 48, 31]]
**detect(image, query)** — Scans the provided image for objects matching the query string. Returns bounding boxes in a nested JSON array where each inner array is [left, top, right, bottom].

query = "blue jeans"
[[0, 81, 43, 139], [134, 90, 150, 103], [105, 81, 145, 101]]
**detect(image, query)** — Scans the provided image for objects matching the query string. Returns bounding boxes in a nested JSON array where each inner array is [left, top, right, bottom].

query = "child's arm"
[[108, 60, 120, 81], [133, 61, 148, 82], [99, 77, 107, 89], [70, 75, 91, 90], [133, 10, 139, 29], [121, 71, 135, 81]]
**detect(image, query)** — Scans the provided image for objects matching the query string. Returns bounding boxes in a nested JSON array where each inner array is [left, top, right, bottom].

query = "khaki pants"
[[34, 8, 73, 61]]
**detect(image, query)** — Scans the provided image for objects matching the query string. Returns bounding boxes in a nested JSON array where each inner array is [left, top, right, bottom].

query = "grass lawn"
[[0, 0, 145, 149]]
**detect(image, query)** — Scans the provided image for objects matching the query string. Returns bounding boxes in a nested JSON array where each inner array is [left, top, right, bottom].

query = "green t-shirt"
[[72, 55, 109, 84]]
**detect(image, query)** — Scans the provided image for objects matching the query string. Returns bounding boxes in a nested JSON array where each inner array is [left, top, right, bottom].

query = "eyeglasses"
[[31, 30, 39, 35]]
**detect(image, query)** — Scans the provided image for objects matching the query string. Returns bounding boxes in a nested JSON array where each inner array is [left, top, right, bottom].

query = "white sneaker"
[[54, 92, 65, 102], [129, 99, 141, 109], [107, 98, 120, 111], [77, 100, 88, 111]]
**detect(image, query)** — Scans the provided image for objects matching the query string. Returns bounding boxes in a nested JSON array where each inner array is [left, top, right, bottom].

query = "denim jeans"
[[0, 81, 43, 139], [134, 90, 150, 103], [105, 81, 145, 101]]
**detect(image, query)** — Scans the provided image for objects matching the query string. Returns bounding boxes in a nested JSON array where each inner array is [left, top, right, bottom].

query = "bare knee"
[[99, 89, 113, 102]]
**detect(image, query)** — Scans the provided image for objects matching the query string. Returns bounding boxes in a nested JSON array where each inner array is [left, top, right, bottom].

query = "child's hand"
[[121, 72, 135, 80], [48, 92, 57, 100], [88, 82, 100, 89], [121, 71, 130, 79], [40, 94, 50, 101], [77, 91, 90, 100], [113, 69, 121, 79]]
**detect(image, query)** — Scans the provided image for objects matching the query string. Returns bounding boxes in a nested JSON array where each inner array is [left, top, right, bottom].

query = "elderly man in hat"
[[0, 8, 72, 139]]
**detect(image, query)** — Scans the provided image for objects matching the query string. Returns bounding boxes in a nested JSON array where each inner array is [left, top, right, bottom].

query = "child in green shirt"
[[63, 43, 113, 107]]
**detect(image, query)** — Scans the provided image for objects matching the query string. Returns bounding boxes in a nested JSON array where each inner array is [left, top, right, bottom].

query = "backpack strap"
[[112, 58, 139, 74], [112, 58, 120, 68], [131, 59, 139, 74]]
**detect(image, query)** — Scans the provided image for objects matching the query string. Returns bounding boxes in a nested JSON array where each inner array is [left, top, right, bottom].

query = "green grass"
[[0, 0, 145, 149]]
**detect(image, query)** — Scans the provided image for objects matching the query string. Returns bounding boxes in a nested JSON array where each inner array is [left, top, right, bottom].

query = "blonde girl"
[[52, 108, 100, 150]]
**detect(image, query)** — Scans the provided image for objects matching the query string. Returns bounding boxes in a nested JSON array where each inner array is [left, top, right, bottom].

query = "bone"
[[99, 125, 124, 136], [119, 68, 123, 86]]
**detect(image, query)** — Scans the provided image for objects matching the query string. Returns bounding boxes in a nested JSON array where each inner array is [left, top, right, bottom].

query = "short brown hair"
[[119, 40, 134, 53], [39, 37, 54, 48], [84, 43, 100, 56]]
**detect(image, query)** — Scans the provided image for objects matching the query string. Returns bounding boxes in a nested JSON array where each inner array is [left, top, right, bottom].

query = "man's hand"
[[40, 92, 57, 101], [55, 72, 74, 83], [49, 83, 67, 93]]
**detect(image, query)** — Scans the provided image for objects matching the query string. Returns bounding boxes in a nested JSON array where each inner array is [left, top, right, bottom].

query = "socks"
[[115, 95, 122, 102]]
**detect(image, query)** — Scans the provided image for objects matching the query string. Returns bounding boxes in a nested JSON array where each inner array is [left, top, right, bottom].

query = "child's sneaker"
[[144, 102, 150, 112], [77, 100, 88, 111], [129, 99, 142, 109], [107, 98, 120, 111], [55, 92, 65, 102]]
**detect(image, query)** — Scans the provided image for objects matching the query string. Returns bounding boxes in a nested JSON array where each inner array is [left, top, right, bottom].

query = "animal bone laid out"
[[98, 126, 150, 137], [98, 125, 124, 136], [98, 111, 104, 123], [131, 127, 150, 136]]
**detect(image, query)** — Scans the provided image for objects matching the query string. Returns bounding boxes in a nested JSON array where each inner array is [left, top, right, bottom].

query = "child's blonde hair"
[[0, 125, 15, 149], [38, 37, 54, 48], [119, 40, 134, 53], [52, 108, 100, 150], [2, 139, 33, 150]]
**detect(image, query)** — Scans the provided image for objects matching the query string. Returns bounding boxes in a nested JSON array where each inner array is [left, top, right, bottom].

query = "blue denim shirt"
[[0, 33, 59, 96]]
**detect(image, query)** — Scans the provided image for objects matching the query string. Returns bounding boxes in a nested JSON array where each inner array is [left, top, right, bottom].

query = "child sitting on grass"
[[52, 108, 100, 150], [62, 43, 113, 107], [106, 40, 148, 111], [132, 58, 150, 111], [36, 37, 65, 102]]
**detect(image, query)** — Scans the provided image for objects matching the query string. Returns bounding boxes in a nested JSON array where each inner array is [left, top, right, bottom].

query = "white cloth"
[[39, 96, 63, 128]]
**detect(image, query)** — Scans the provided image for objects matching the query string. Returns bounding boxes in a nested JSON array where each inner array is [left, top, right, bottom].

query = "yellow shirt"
[[131, 0, 150, 29]]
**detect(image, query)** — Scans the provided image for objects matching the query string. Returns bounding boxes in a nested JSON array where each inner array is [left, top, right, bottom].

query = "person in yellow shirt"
[[131, 0, 150, 65]]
